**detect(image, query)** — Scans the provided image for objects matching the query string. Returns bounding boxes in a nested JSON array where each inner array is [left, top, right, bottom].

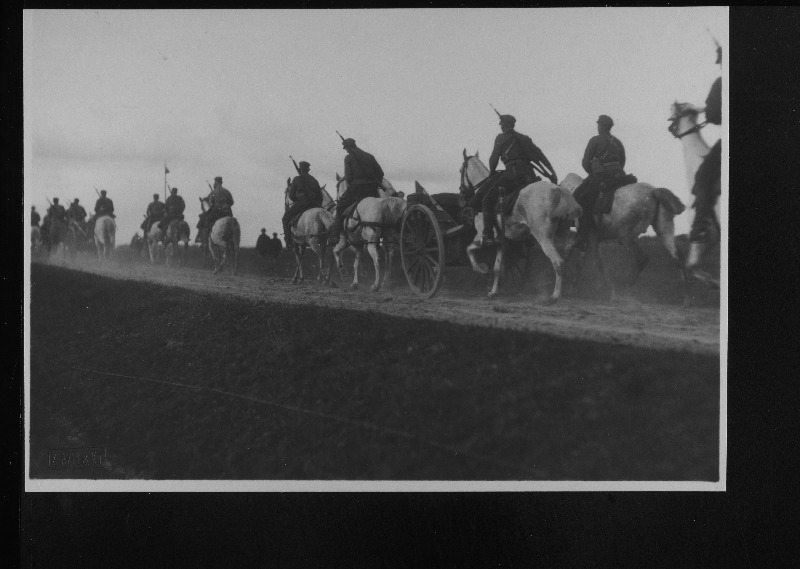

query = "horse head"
[[668, 101, 704, 138], [459, 149, 489, 199]]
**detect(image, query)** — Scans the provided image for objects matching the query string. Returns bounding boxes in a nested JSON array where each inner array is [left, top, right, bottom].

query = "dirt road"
[[47, 256, 720, 355]]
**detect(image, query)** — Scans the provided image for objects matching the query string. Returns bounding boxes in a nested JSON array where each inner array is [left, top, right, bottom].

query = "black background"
[[10, 5, 797, 568]]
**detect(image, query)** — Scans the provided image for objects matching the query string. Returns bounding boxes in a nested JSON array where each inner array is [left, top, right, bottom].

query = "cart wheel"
[[400, 204, 445, 298]]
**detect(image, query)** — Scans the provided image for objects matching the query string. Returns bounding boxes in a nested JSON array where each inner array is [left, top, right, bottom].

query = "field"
[[28, 237, 720, 480]]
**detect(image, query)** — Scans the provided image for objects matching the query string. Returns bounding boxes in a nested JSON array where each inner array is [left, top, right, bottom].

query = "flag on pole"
[[165, 164, 170, 175]]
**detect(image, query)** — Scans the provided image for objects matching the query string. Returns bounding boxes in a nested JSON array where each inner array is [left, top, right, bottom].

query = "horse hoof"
[[370, 285, 381, 293], [476, 263, 489, 274], [350, 283, 358, 290]]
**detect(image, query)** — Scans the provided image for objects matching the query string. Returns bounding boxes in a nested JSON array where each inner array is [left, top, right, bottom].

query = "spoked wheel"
[[400, 204, 445, 298]]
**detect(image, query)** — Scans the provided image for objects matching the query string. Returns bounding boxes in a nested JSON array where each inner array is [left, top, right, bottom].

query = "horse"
[[458, 151, 582, 303], [331, 174, 407, 292], [164, 219, 191, 268], [668, 101, 721, 286], [93, 215, 116, 261], [208, 216, 240, 275], [31, 226, 42, 258], [47, 219, 68, 264], [146, 222, 166, 264], [559, 172, 688, 301], [284, 179, 335, 285], [66, 219, 93, 261]]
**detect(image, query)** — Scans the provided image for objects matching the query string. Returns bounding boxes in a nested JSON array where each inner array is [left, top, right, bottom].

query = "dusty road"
[[44, 256, 721, 356]]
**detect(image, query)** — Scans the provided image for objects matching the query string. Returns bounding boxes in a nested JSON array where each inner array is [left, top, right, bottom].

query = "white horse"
[[560, 172, 687, 300], [460, 152, 582, 303], [284, 179, 335, 285], [209, 216, 240, 275], [332, 174, 407, 292], [93, 215, 116, 261], [164, 219, 191, 268], [668, 100, 721, 287], [146, 222, 165, 264]]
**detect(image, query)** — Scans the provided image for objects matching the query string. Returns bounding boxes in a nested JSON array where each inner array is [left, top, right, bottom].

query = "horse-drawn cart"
[[399, 183, 534, 299]]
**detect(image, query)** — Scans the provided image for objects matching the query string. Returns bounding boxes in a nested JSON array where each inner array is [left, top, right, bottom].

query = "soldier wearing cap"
[[202, 176, 235, 233], [94, 190, 115, 218], [474, 114, 557, 246], [572, 114, 627, 252], [47, 198, 67, 223], [282, 161, 323, 248], [686, 44, 723, 284], [31, 206, 41, 227], [327, 138, 385, 246], [160, 187, 186, 231], [141, 193, 166, 234], [66, 198, 87, 225]]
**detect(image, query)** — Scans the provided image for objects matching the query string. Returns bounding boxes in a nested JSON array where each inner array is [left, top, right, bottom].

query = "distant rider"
[[94, 190, 115, 218], [160, 187, 186, 231], [283, 160, 323, 248], [327, 138, 384, 246], [141, 194, 166, 234], [66, 198, 87, 225], [202, 176, 234, 234], [31, 206, 41, 227], [685, 44, 723, 286], [573, 114, 627, 252], [47, 198, 67, 223]]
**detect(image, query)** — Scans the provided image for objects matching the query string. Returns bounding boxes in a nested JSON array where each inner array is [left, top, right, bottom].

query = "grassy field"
[[29, 264, 720, 480]]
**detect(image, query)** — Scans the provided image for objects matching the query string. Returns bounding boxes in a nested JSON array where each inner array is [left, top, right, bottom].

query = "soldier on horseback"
[[94, 190, 115, 218], [686, 44, 722, 285], [573, 114, 629, 252], [141, 194, 166, 234], [327, 138, 385, 246], [201, 176, 235, 234], [47, 198, 67, 223], [31, 206, 41, 227], [159, 187, 186, 231], [283, 160, 323, 249], [472, 113, 557, 246], [66, 199, 87, 224]]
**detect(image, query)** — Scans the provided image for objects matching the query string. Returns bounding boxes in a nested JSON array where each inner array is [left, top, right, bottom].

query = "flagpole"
[[164, 162, 168, 202]]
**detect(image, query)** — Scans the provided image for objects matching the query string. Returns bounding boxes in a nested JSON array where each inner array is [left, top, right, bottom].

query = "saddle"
[[594, 174, 638, 214]]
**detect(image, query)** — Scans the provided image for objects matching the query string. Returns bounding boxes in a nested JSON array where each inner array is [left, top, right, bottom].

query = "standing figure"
[[686, 45, 722, 286], [31, 206, 41, 227], [256, 228, 270, 258], [327, 138, 384, 246], [283, 161, 323, 249]]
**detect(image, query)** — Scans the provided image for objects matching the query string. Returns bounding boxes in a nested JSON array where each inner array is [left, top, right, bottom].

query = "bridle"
[[668, 105, 709, 139]]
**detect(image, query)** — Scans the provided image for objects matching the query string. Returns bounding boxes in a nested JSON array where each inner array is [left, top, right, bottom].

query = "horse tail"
[[651, 188, 686, 216]]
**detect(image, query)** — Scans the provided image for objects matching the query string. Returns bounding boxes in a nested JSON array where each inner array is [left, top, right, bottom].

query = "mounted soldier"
[[327, 137, 385, 246], [66, 199, 87, 225], [686, 43, 722, 285], [159, 186, 186, 231], [141, 193, 166, 234], [202, 176, 234, 232], [283, 160, 323, 249], [470, 112, 558, 246], [47, 198, 67, 223], [94, 190, 115, 218], [573, 114, 631, 252], [31, 206, 41, 227]]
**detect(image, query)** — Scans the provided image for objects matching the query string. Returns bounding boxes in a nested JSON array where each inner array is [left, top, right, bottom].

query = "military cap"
[[298, 161, 310, 169], [597, 115, 614, 128], [214, 176, 223, 183], [100, 190, 107, 195], [342, 138, 356, 149], [74, 199, 79, 203], [499, 114, 516, 125], [53, 197, 59, 203], [171, 187, 178, 192]]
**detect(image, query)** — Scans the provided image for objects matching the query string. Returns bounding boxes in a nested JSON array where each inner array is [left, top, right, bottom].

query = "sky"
[[23, 8, 727, 247]]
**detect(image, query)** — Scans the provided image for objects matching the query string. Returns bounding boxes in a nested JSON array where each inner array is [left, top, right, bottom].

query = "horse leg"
[[367, 242, 382, 292], [467, 215, 490, 274], [292, 245, 303, 284], [333, 241, 349, 280], [537, 236, 565, 305], [308, 239, 326, 283], [657, 220, 691, 306], [351, 246, 362, 290], [623, 233, 649, 289], [383, 236, 395, 289], [591, 238, 617, 301], [488, 244, 503, 298]]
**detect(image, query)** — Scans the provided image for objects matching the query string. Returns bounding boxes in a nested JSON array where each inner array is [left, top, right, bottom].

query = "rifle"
[[706, 27, 721, 51], [490, 103, 503, 118], [94, 187, 101, 198], [206, 180, 213, 192], [289, 156, 301, 176]]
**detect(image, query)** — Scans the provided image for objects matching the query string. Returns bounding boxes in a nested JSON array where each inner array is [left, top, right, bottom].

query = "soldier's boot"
[[481, 210, 496, 247]]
